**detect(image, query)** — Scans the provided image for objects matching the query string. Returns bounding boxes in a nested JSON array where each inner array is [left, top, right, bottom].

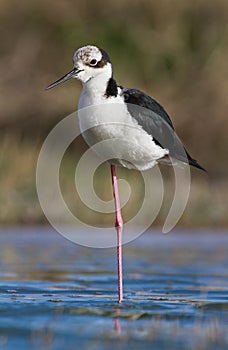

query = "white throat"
[[79, 63, 113, 107]]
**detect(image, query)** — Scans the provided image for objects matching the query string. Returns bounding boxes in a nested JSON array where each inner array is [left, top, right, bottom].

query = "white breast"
[[78, 87, 168, 170]]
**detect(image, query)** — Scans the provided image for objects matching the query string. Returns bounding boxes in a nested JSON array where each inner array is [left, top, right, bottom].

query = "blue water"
[[0, 228, 228, 350]]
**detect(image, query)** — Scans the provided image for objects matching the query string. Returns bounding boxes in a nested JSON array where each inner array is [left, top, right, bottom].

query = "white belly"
[[78, 91, 168, 170]]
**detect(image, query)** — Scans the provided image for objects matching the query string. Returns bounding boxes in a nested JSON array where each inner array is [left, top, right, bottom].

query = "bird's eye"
[[90, 59, 97, 66]]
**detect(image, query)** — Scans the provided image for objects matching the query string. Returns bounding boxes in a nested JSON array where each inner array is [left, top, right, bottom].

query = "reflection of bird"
[[47, 45, 206, 303]]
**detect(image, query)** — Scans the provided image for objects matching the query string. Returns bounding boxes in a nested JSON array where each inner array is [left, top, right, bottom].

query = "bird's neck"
[[81, 65, 118, 102]]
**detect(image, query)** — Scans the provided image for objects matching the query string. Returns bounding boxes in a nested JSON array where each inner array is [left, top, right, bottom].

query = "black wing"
[[122, 88, 206, 171]]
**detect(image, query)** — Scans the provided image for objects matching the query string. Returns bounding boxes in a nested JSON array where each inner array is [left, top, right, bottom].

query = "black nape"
[[105, 78, 118, 97]]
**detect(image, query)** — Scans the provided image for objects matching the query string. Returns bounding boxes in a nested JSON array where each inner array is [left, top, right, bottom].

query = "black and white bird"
[[47, 45, 205, 303]]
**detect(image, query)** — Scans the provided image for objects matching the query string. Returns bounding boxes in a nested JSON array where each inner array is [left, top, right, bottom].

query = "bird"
[[46, 45, 206, 304]]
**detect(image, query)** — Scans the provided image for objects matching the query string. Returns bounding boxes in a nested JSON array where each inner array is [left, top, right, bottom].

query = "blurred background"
[[0, 0, 227, 228]]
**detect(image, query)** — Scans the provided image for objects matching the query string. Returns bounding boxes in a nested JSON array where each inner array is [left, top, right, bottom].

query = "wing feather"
[[122, 88, 206, 171]]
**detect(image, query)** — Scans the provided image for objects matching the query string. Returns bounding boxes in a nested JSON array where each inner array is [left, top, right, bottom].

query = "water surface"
[[0, 228, 228, 349]]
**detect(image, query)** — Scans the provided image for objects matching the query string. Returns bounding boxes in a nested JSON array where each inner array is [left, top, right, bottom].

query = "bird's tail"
[[186, 150, 207, 172]]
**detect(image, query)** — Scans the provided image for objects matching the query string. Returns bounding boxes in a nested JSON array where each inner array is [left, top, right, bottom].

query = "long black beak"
[[46, 68, 82, 90]]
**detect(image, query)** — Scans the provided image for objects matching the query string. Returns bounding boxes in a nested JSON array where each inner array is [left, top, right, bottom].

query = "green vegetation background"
[[0, 0, 227, 227]]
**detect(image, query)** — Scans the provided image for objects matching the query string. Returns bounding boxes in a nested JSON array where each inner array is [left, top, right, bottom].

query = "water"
[[0, 227, 228, 350]]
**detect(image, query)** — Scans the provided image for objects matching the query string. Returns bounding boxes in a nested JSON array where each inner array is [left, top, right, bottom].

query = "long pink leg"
[[111, 164, 123, 303]]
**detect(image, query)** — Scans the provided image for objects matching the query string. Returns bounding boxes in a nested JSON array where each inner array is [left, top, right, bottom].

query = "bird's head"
[[46, 45, 112, 90]]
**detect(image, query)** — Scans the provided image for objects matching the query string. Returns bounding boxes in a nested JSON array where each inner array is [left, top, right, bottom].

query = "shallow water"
[[0, 227, 228, 350]]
